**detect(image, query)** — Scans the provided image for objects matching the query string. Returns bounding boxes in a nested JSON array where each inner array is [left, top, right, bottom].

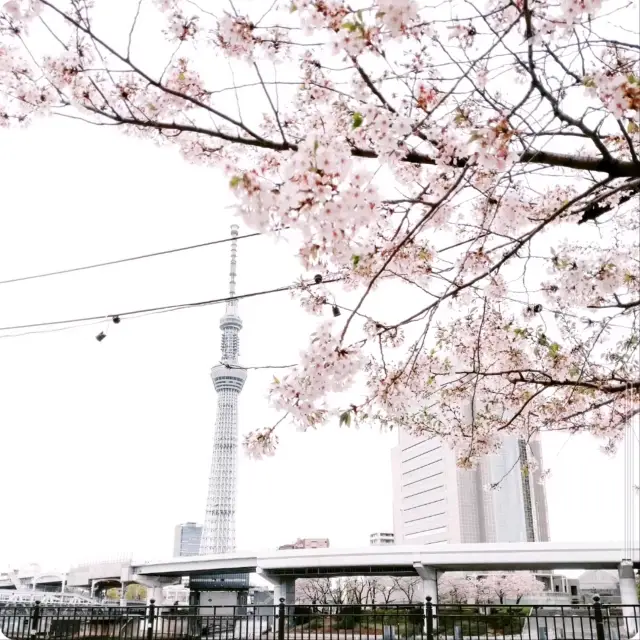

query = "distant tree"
[[483, 573, 546, 605], [378, 580, 398, 606], [392, 577, 421, 604], [127, 584, 147, 601], [105, 584, 148, 602], [345, 577, 367, 605], [329, 578, 353, 605], [439, 572, 546, 605], [362, 577, 385, 605], [298, 576, 406, 606], [438, 573, 479, 604], [297, 578, 333, 605]]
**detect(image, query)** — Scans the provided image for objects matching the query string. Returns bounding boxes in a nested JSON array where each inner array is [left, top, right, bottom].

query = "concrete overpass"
[[132, 542, 639, 578], [128, 542, 639, 605], [4, 543, 638, 606], [0, 570, 66, 592]]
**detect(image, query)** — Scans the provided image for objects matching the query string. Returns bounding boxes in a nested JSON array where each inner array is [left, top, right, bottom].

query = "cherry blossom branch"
[[339, 167, 470, 343], [2, 0, 638, 463], [38, 0, 270, 144]]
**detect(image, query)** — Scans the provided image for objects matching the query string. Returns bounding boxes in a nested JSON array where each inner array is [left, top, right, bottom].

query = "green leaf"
[[273, 376, 280, 385], [627, 120, 639, 134], [339, 411, 352, 427], [352, 254, 361, 267], [290, 2, 297, 11], [549, 342, 561, 357], [352, 111, 364, 129], [341, 21, 358, 32], [229, 175, 242, 188]]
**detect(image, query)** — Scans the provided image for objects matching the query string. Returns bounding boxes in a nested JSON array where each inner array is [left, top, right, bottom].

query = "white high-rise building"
[[200, 225, 247, 555], [391, 432, 550, 545], [370, 532, 395, 546]]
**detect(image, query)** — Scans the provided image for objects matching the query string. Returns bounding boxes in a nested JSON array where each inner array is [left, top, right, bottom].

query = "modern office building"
[[278, 538, 330, 550], [173, 522, 203, 557], [391, 432, 550, 545], [370, 532, 395, 546]]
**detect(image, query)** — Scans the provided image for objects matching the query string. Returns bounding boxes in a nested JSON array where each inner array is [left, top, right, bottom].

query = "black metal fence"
[[1, 597, 638, 640]]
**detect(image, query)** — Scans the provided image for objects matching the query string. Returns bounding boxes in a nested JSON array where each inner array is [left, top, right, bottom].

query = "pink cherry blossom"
[[0, 0, 636, 464], [243, 428, 278, 460], [440, 572, 546, 604]]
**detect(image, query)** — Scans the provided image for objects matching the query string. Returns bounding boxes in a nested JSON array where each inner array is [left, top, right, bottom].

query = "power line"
[[0, 231, 263, 286], [0, 319, 106, 340], [0, 277, 341, 334]]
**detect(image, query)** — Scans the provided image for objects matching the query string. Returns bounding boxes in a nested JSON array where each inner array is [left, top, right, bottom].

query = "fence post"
[[146, 598, 156, 640], [425, 596, 434, 640], [30, 600, 41, 636], [593, 595, 606, 640], [278, 598, 285, 640]]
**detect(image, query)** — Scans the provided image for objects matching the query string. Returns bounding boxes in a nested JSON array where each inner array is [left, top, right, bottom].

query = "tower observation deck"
[[200, 224, 247, 555]]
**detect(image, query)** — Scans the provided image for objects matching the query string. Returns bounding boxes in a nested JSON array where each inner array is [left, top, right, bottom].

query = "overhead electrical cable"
[[0, 230, 264, 286], [0, 274, 631, 339], [0, 277, 342, 334]]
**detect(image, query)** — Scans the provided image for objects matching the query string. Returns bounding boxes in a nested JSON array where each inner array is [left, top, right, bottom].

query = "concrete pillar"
[[147, 586, 165, 605], [120, 582, 128, 607], [257, 571, 295, 637], [618, 561, 638, 635], [273, 577, 295, 604], [414, 564, 438, 635], [257, 569, 296, 605], [413, 563, 438, 603]]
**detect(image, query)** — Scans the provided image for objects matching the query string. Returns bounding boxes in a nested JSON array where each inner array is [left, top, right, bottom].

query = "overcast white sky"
[[0, 117, 636, 573]]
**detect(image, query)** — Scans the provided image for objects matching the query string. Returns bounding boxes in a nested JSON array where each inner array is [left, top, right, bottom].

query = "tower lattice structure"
[[200, 224, 247, 555]]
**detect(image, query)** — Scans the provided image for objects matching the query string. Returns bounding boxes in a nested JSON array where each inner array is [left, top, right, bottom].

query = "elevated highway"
[[2, 543, 637, 606], [132, 541, 639, 578]]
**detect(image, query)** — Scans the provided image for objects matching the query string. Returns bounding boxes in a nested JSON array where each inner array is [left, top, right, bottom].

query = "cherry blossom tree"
[[391, 577, 422, 604], [438, 573, 481, 604], [439, 572, 546, 604], [297, 577, 333, 605], [297, 576, 421, 605], [2, 0, 638, 464], [482, 572, 546, 604], [297, 576, 401, 605]]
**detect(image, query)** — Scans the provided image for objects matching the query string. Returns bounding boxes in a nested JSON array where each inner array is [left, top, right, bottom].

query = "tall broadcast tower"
[[200, 224, 247, 555]]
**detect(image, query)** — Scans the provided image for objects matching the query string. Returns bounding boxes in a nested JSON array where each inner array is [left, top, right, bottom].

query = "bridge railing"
[[0, 596, 637, 640]]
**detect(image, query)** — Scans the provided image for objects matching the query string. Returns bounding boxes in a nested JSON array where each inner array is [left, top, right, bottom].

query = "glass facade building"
[[392, 432, 550, 545], [173, 522, 203, 557]]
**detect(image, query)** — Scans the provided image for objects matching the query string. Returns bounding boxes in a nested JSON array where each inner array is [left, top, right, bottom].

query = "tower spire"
[[200, 224, 247, 555], [227, 224, 239, 315]]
